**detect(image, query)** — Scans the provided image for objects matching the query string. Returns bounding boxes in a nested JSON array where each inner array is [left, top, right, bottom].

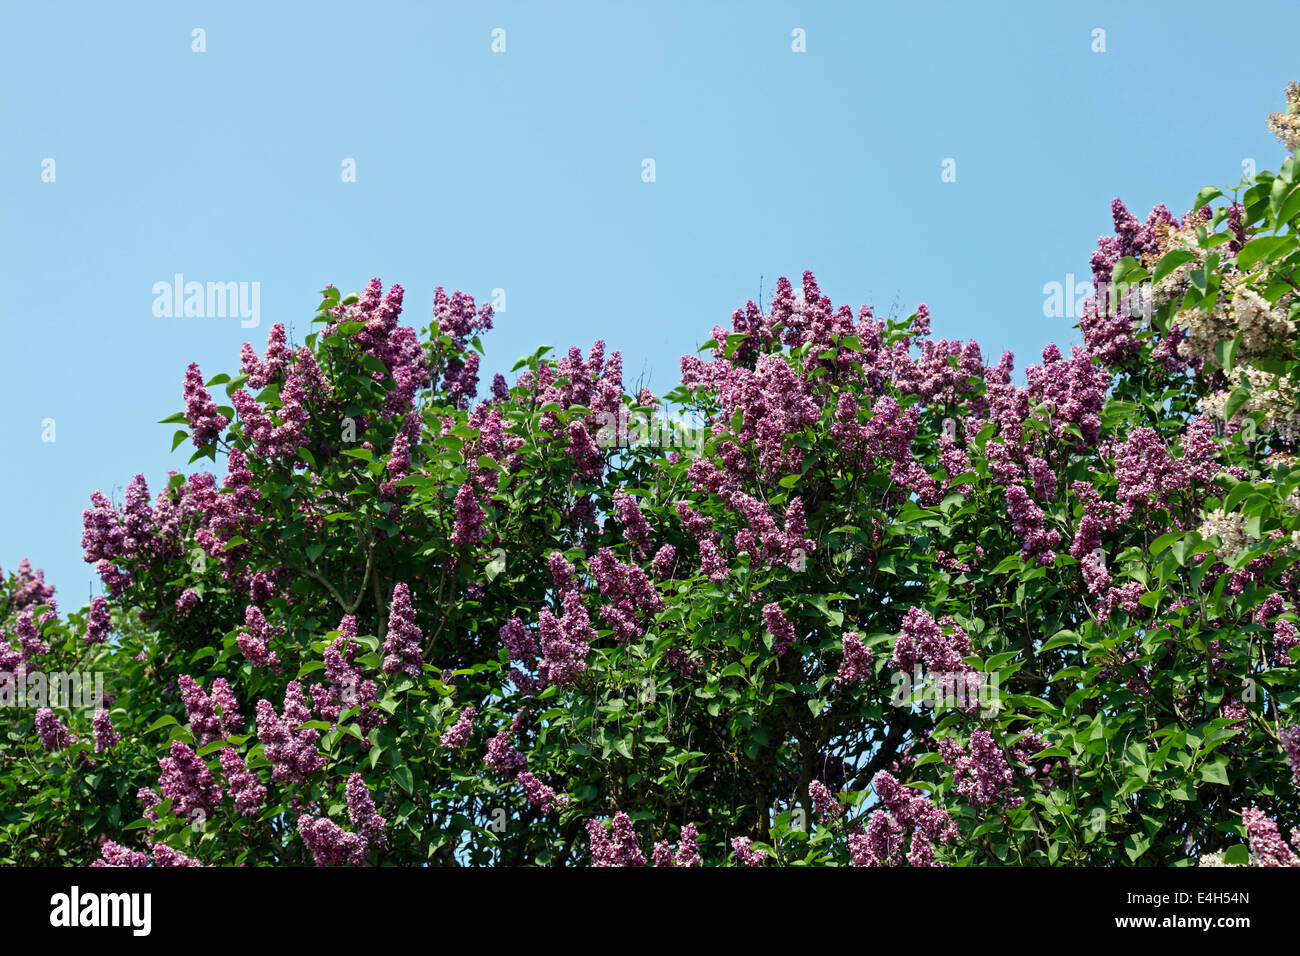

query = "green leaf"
[[1194, 185, 1225, 208], [1111, 256, 1149, 285], [1277, 185, 1300, 226], [1040, 630, 1081, 652], [1150, 531, 1182, 556], [393, 765, 413, 794], [1224, 387, 1250, 421], [1197, 756, 1230, 786], [1237, 235, 1296, 270], [1222, 844, 1250, 866], [1124, 832, 1151, 862], [1152, 249, 1196, 285]]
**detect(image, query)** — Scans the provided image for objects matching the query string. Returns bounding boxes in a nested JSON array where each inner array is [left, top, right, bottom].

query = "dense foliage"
[[3, 88, 1300, 867]]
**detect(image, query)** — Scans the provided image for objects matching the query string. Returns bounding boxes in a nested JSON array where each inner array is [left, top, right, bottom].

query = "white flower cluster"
[[1197, 508, 1252, 562], [1198, 848, 1258, 867], [1267, 81, 1300, 152]]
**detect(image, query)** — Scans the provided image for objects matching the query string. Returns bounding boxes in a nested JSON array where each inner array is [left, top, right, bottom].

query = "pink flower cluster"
[[1242, 807, 1299, 867]]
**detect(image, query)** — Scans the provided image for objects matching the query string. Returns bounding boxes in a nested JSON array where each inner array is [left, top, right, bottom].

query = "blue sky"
[[1, 0, 1296, 607]]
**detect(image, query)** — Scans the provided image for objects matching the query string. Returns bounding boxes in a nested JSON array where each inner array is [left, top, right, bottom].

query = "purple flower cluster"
[[91, 841, 149, 868], [92, 709, 119, 753], [566, 420, 603, 479], [35, 708, 76, 750], [890, 607, 977, 679], [1273, 619, 1299, 667], [1280, 724, 1300, 788], [613, 490, 653, 554], [219, 747, 266, 817], [587, 812, 647, 867], [90, 840, 202, 867], [440, 705, 476, 750], [499, 616, 539, 664], [940, 731, 1021, 809], [589, 547, 664, 642], [451, 483, 487, 547], [852, 770, 958, 867], [158, 740, 223, 820], [517, 771, 568, 813], [651, 823, 702, 867], [183, 363, 229, 447], [484, 728, 527, 779], [731, 836, 766, 867], [175, 588, 199, 616], [346, 773, 387, 845], [809, 779, 843, 820], [311, 616, 385, 738], [240, 323, 293, 388], [178, 675, 242, 747], [726, 491, 814, 570], [84, 595, 112, 644], [15, 610, 49, 659], [236, 605, 283, 671], [835, 631, 873, 687], [666, 646, 702, 677], [649, 543, 677, 579], [1005, 485, 1061, 566], [537, 590, 597, 687], [762, 603, 796, 657], [298, 814, 370, 867], [382, 582, 424, 677], [256, 681, 325, 785], [4, 558, 56, 611]]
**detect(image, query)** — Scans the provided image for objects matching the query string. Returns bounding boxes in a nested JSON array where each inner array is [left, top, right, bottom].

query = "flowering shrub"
[[2, 91, 1300, 867]]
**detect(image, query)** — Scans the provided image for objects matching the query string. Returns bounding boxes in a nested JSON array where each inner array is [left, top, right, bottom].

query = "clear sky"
[[1, 0, 1296, 608]]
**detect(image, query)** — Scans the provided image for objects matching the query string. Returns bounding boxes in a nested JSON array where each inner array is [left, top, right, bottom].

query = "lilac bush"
[[1, 89, 1299, 867]]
